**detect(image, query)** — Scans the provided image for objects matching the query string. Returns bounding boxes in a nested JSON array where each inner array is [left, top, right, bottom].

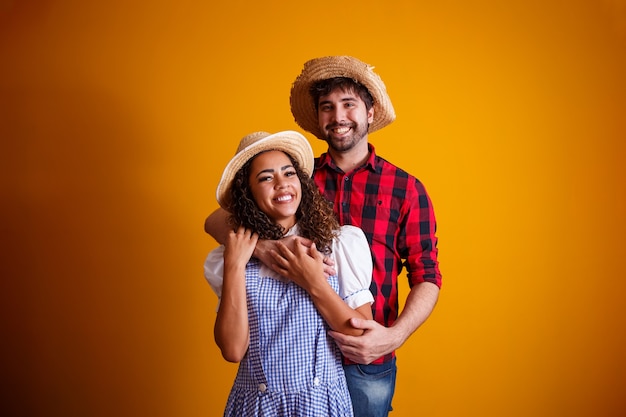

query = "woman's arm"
[[213, 227, 257, 362]]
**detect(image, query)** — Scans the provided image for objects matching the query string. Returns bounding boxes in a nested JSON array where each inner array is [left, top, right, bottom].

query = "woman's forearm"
[[305, 278, 372, 336], [214, 263, 249, 362]]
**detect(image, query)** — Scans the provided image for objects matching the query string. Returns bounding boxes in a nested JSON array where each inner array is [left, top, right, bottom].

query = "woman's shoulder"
[[334, 225, 368, 249], [337, 225, 367, 239]]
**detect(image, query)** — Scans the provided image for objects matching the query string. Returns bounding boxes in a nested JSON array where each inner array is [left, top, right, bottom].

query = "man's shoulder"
[[314, 152, 331, 170], [374, 154, 419, 180], [372, 153, 434, 200]]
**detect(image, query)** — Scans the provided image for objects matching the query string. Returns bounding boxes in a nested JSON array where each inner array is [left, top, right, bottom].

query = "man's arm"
[[204, 208, 230, 245], [204, 207, 281, 263], [204, 208, 337, 276], [328, 281, 439, 364], [204, 207, 295, 266]]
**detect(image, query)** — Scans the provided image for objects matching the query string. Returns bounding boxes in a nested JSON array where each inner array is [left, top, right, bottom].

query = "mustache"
[[325, 122, 355, 130]]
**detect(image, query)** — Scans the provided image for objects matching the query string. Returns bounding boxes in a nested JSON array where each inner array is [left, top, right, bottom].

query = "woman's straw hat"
[[216, 130, 314, 209], [289, 55, 396, 140]]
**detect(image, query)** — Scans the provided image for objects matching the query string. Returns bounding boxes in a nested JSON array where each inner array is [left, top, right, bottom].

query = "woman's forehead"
[[250, 151, 293, 171]]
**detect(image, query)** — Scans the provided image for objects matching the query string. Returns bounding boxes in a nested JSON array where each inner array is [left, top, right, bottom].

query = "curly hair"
[[226, 151, 339, 254]]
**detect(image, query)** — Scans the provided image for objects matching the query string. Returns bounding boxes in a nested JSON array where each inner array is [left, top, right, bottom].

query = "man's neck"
[[328, 142, 370, 173]]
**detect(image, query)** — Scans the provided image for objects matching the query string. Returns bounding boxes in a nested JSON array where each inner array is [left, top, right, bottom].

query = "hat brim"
[[290, 56, 396, 140], [216, 131, 314, 210]]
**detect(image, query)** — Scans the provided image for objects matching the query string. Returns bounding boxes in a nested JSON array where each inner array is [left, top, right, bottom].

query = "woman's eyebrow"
[[254, 164, 293, 178]]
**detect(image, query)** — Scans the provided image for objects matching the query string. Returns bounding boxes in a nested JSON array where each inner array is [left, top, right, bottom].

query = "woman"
[[204, 130, 373, 416]]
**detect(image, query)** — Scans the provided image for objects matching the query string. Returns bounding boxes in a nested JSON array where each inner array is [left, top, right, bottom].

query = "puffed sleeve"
[[331, 225, 374, 310], [204, 246, 225, 301]]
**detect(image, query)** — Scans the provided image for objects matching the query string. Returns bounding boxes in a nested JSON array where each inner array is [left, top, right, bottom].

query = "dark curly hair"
[[226, 151, 339, 254]]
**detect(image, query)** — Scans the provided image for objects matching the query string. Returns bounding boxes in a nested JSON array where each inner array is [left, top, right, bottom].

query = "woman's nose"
[[274, 178, 287, 189]]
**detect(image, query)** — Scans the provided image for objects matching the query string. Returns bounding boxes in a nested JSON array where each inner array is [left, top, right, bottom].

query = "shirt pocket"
[[361, 192, 402, 254]]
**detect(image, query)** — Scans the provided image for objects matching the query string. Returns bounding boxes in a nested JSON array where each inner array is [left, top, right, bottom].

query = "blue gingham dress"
[[224, 258, 353, 416]]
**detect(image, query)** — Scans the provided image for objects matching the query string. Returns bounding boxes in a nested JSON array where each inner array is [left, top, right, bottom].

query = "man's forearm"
[[391, 281, 440, 347], [205, 208, 230, 244]]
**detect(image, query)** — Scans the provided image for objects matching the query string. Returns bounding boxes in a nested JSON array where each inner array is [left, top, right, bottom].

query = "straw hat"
[[290, 55, 396, 140], [216, 130, 314, 209]]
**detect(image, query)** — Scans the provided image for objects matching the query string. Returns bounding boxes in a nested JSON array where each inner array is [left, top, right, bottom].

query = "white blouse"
[[204, 224, 374, 310]]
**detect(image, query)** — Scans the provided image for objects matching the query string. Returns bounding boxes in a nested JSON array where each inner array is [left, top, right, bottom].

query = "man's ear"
[[367, 107, 375, 124]]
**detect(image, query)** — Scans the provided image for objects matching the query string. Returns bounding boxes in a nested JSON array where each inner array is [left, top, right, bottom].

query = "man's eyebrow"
[[319, 96, 358, 106]]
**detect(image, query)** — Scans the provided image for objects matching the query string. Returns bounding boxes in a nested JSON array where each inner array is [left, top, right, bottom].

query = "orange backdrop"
[[1, 0, 625, 416]]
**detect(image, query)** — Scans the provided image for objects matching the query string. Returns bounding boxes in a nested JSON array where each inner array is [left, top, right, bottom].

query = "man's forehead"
[[319, 88, 361, 102]]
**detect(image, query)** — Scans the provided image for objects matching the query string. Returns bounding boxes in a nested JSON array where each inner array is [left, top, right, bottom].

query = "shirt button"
[[258, 383, 267, 392], [313, 377, 320, 386]]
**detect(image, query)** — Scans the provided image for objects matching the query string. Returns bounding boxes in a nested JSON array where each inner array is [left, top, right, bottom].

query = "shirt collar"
[[284, 223, 300, 237], [316, 143, 379, 173]]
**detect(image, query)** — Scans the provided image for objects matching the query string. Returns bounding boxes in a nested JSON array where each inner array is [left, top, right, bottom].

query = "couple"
[[204, 56, 442, 416]]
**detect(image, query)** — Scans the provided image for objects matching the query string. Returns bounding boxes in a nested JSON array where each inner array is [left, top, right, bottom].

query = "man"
[[205, 56, 442, 417]]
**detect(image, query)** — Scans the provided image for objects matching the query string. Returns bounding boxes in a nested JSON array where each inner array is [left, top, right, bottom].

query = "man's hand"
[[331, 282, 440, 364], [327, 318, 403, 364]]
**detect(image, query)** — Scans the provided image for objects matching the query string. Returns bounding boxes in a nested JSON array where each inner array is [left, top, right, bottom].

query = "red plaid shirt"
[[313, 144, 442, 364]]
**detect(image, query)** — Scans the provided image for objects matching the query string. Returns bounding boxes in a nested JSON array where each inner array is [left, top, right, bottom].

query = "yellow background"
[[1, 0, 625, 416]]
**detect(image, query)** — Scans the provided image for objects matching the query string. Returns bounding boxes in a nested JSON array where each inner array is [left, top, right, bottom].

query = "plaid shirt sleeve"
[[398, 176, 441, 288]]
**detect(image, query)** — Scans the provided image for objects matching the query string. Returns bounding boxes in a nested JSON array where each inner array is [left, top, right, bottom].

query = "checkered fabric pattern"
[[223, 259, 353, 416]]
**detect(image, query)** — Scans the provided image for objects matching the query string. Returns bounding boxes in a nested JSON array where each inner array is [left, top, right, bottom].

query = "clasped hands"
[[268, 237, 329, 291]]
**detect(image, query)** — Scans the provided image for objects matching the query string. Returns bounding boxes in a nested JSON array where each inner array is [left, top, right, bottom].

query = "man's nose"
[[332, 107, 346, 122]]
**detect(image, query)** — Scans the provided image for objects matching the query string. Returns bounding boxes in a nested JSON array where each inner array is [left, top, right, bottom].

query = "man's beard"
[[324, 122, 369, 152]]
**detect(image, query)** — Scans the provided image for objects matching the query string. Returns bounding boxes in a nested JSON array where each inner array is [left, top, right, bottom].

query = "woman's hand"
[[224, 226, 258, 269], [256, 236, 337, 278], [270, 238, 326, 291]]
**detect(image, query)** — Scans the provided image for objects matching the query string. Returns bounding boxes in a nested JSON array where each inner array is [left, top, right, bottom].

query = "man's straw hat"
[[290, 56, 396, 140], [216, 130, 314, 210]]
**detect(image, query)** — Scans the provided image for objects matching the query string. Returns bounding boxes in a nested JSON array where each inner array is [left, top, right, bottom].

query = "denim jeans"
[[343, 357, 397, 417]]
